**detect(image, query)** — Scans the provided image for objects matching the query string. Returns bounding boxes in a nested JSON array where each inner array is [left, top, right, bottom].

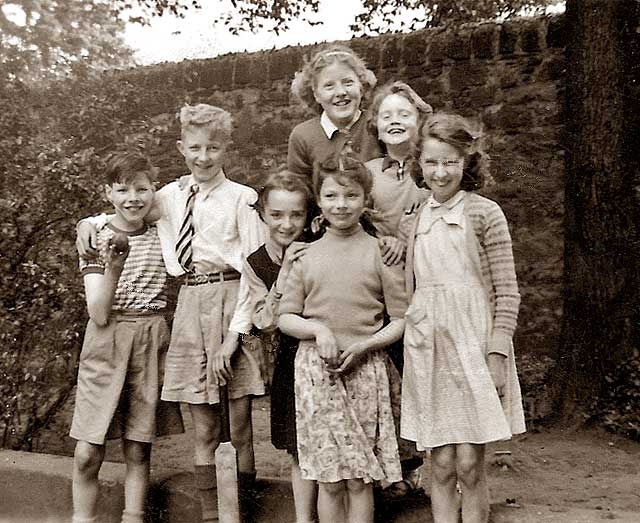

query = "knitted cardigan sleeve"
[[472, 196, 520, 338]]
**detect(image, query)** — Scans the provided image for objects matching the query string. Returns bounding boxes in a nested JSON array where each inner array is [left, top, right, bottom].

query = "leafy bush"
[[587, 349, 640, 441]]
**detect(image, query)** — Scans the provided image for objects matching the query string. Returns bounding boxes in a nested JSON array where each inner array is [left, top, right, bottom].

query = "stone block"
[[448, 30, 472, 60], [521, 21, 542, 53], [538, 54, 565, 82], [546, 14, 567, 48], [496, 104, 533, 130], [381, 37, 402, 69], [409, 76, 445, 103], [235, 54, 268, 87], [269, 47, 303, 81], [498, 61, 520, 89], [351, 37, 381, 69], [405, 64, 441, 82], [468, 85, 498, 107], [205, 56, 234, 89], [450, 63, 488, 90], [428, 32, 448, 63], [472, 24, 497, 59], [499, 21, 519, 56], [252, 120, 291, 146], [403, 31, 429, 66]]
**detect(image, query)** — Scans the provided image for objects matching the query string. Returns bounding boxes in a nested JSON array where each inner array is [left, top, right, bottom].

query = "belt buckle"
[[194, 273, 208, 285]]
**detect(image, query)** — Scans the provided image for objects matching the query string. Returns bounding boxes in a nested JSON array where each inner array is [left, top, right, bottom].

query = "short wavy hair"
[[418, 113, 490, 191], [312, 152, 373, 200], [291, 44, 377, 112], [367, 80, 433, 147], [252, 169, 314, 223], [178, 103, 233, 142], [105, 150, 157, 186]]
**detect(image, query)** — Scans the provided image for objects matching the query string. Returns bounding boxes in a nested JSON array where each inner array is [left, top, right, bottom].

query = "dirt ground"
[[38, 393, 640, 521]]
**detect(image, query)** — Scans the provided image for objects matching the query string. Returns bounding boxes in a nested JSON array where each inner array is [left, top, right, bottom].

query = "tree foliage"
[[222, 0, 558, 35], [0, 0, 201, 83]]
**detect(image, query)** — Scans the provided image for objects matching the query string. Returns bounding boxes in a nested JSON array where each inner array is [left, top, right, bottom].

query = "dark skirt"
[[270, 334, 299, 455]]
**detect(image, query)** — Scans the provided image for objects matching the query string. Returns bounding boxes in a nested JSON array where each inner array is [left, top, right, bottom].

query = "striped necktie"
[[176, 184, 198, 272]]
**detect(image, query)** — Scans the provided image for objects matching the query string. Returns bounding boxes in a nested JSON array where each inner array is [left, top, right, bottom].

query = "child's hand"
[[281, 242, 308, 273], [487, 353, 507, 398], [315, 325, 339, 363], [177, 175, 190, 190], [144, 194, 162, 223], [107, 233, 129, 272], [335, 341, 368, 374], [77, 220, 99, 260], [211, 332, 239, 385], [378, 236, 406, 266]]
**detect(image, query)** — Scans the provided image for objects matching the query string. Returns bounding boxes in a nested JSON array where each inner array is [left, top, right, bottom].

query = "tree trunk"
[[554, 0, 640, 414]]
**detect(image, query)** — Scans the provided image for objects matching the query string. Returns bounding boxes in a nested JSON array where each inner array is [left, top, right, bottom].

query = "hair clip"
[[323, 51, 354, 58], [319, 157, 339, 171]]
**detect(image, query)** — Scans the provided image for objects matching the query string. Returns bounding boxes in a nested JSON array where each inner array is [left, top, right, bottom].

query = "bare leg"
[[121, 439, 151, 523], [189, 403, 222, 465], [189, 403, 222, 523], [318, 481, 346, 523], [291, 458, 318, 523], [345, 479, 373, 523], [431, 445, 459, 523], [72, 441, 105, 521], [457, 444, 489, 523], [229, 395, 255, 475]]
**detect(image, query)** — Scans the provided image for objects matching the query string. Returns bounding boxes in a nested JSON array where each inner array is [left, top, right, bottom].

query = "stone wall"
[[111, 14, 566, 184], [97, 15, 568, 354]]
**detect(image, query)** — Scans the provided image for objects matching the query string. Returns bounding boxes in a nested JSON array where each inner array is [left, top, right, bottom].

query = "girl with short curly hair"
[[287, 44, 381, 177]]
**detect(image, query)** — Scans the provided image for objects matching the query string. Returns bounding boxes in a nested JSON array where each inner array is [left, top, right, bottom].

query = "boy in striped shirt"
[[71, 151, 170, 523], [76, 105, 267, 522]]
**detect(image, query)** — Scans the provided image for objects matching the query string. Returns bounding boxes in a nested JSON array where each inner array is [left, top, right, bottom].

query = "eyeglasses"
[[420, 158, 463, 168]]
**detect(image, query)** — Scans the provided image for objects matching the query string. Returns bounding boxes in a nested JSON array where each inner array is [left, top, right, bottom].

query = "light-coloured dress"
[[401, 191, 526, 450]]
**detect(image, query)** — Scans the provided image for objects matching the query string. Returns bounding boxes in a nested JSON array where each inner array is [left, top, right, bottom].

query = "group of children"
[[72, 43, 525, 523]]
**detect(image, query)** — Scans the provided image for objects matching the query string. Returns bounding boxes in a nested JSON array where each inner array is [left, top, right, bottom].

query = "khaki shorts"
[[70, 314, 177, 444], [161, 280, 265, 404]]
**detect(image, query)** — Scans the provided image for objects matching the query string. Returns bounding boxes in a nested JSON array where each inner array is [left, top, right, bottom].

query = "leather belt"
[[182, 270, 241, 286]]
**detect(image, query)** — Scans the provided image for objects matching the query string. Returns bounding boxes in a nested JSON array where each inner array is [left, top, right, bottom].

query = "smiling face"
[[106, 172, 155, 230], [419, 137, 465, 203], [317, 175, 365, 232], [376, 93, 420, 147], [313, 62, 363, 129], [177, 126, 229, 184], [263, 189, 307, 250]]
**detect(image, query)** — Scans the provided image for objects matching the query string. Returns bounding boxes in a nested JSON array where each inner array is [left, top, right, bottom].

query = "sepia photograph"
[[0, 1, 639, 522]]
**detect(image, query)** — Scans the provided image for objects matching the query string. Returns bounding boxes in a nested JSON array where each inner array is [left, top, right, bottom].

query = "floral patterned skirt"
[[294, 340, 402, 484]]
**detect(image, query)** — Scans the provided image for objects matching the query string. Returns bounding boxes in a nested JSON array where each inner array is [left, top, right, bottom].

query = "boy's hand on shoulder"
[[211, 332, 239, 385], [177, 175, 190, 190], [379, 236, 406, 266], [144, 194, 162, 223], [76, 220, 99, 260]]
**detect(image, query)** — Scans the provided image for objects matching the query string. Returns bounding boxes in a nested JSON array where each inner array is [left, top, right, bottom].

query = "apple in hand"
[[109, 232, 129, 255]]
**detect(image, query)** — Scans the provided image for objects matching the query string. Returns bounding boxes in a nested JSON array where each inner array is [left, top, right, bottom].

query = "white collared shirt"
[[85, 171, 267, 333], [319, 110, 363, 139]]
